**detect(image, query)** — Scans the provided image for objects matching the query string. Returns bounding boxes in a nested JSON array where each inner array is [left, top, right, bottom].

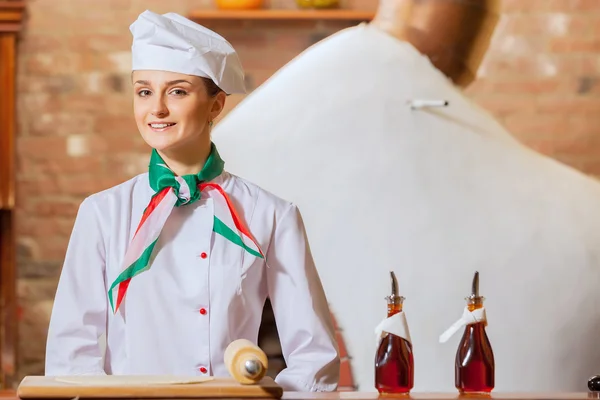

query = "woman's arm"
[[266, 203, 340, 391], [45, 196, 108, 376]]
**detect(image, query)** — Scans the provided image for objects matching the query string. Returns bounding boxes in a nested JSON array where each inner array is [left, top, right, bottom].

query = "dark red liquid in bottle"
[[375, 301, 414, 394], [455, 300, 495, 394]]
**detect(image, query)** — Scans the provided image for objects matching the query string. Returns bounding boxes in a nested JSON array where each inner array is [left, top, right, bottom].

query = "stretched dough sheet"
[[53, 375, 214, 385], [17, 375, 284, 398]]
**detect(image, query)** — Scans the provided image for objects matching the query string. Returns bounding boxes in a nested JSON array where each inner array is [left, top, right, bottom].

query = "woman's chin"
[[143, 138, 180, 153]]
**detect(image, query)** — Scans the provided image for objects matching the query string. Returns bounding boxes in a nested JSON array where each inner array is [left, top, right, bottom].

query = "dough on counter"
[[54, 375, 215, 386]]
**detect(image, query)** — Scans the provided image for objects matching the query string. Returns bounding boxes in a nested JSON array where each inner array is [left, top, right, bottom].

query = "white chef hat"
[[130, 10, 246, 95]]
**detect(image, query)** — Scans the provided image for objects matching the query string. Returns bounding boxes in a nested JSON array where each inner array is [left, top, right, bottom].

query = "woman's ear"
[[209, 91, 227, 122]]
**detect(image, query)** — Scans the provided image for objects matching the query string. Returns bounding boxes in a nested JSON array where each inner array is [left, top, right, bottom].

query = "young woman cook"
[[45, 10, 340, 392]]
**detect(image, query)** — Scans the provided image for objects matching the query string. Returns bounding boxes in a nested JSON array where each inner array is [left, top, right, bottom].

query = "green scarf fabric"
[[149, 142, 224, 207]]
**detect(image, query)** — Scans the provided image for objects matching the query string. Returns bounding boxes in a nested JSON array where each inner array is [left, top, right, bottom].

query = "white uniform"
[[213, 23, 600, 392], [45, 171, 340, 392]]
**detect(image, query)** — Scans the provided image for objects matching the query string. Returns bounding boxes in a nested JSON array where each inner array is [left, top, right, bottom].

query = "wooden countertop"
[[284, 394, 600, 400], [2, 390, 600, 400]]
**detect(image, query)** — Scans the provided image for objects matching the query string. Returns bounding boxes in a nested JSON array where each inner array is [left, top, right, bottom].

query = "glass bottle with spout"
[[455, 271, 495, 394], [375, 271, 414, 394]]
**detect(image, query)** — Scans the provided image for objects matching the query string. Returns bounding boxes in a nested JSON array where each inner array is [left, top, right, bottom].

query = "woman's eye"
[[138, 90, 151, 97], [171, 89, 188, 96]]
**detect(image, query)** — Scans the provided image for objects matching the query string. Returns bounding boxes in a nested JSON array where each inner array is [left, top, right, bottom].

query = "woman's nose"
[[151, 96, 169, 117], [152, 109, 168, 118]]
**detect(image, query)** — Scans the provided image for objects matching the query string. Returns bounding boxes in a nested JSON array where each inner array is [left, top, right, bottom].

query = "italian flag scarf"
[[108, 143, 265, 313]]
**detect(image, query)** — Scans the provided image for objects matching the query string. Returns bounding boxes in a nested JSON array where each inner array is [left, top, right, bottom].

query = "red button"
[[199, 367, 207, 374], [199, 308, 207, 315], [200, 252, 207, 259]]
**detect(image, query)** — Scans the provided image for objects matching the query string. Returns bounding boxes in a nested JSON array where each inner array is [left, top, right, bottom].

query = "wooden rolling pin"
[[224, 339, 268, 385]]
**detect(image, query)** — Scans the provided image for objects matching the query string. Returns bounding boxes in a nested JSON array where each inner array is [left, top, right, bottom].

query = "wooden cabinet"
[[0, 0, 24, 389]]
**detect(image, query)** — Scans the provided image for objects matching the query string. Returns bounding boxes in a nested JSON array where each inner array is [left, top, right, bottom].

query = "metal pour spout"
[[386, 271, 404, 307], [391, 271, 399, 297], [472, 271, 479, 298], [466, 271, 484, 306]]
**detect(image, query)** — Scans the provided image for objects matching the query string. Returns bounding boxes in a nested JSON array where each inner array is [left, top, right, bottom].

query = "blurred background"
[[1, 0, 600, 390]]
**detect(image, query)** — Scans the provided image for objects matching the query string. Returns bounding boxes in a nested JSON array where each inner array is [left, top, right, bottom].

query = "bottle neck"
[[466, 296, 484, 312], [386, 295, 404, 317]]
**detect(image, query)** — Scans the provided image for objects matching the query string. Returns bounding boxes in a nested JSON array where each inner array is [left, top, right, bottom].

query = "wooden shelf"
[[0, 1, 26, 33], [188, 9, 375, 22], [0, 0, 21, 390]]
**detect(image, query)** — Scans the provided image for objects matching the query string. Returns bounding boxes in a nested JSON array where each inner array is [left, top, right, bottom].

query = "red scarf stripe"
[[135, 187, 171, 236], [116, 278, 132, 312], [200, 183, 264, 257]]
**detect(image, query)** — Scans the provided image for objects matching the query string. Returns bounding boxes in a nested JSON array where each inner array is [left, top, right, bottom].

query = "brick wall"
[[467, 0, 600, 174], [12, 0, 600, 384]]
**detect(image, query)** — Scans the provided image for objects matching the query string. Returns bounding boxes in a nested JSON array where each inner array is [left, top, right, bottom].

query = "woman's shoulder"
[[80, 173, 151, 214], [223, 171, 298, 219]]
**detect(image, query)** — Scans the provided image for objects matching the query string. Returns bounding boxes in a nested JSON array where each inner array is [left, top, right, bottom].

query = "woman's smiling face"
[[132, 70, 225, 153]]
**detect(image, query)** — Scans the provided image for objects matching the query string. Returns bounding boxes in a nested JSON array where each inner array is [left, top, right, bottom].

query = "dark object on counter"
[[588, 376, 600, 391]]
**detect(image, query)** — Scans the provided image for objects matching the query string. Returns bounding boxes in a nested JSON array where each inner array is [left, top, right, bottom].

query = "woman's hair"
[[202, 78, 224, 97]]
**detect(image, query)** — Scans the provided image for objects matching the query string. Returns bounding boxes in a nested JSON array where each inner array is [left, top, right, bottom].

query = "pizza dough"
[[54, 375, 214, 386]]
